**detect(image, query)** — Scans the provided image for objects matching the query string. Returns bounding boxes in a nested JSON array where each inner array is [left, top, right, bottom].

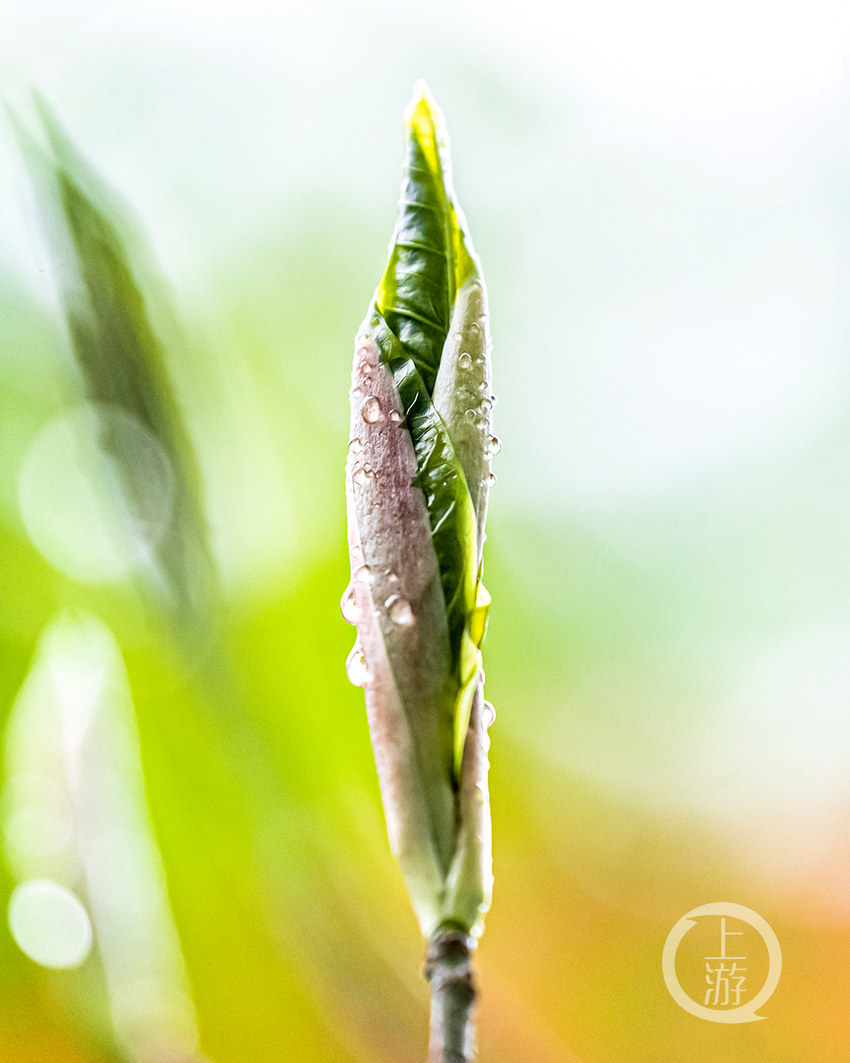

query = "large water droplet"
[[489, 436, 502, 456], [389, 410, 402, 425], [464, 409, 477, 424], [482, 700, 496, 728], [352, 466, 372, 487], [385, 595, 415, 626], [354, 564, 372, 584], [487, 472, 497, 486], [345, 646, 370, 687], [361, 397, 382, 424], [458, 352, 473, 370], [340, 585, 360, 624], [349, 438, 363, 455]]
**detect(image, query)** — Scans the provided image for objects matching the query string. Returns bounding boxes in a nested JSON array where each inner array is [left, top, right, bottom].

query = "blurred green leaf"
[[11, 98, 214, 637]]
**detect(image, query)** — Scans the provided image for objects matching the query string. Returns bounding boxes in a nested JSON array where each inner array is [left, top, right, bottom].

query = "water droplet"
[[469, 322, 482, 337], [489, 394, 498, 406], [487, 472, 497, 486], [385, 570, 399, 585], [389, 410, 402, 425], [385, 595, 415, 626], [489, 436, 502, 456], [351, 386, 362, 400], [340, 585, 360, 624], [346, 646, 370, 687], [357, 344, 371, 360], [349, 438, 363, 455], [482, 700, 496, 727], [352, 466, 372, 487], [464, 409, 477, 423], [361, 397, 382, 424], [474, 783, 486, 805], [354, 564, 372, 584], [459, 352, 473, 370]]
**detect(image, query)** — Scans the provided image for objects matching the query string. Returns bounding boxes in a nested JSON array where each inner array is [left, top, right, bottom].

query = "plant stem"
[[424, 926, 477, 1062]]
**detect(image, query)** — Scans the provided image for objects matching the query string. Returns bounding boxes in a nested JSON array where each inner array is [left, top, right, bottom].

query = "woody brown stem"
[[424, 926, 477, 1063]]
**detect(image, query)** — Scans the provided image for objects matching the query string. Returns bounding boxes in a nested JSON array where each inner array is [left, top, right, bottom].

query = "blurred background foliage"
[[2, 1, 850, 1061]]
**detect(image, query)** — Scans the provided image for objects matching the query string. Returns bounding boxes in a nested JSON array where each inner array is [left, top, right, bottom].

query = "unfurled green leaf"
[[372, 83, 493, 772]]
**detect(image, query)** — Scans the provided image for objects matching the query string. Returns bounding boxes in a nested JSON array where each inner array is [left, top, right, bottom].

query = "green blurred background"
[[2, 1, 850, 1060]]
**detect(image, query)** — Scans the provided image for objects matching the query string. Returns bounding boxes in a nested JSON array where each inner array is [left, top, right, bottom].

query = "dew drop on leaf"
[[346, 646, 370, 687], [482, 700, 496, 728], [458, 352, 473, 370], [487, 472, 497, 486], [389, 410, 402, 425], [354, 564, 372, 584], [361, 397, 382, 423], [340, 585, 360, 624], [489, 436, 502, 456], [385, 595, 415, 626]]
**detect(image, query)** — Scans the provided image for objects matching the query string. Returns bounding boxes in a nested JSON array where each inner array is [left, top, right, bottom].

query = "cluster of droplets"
[[455, 316, 500, 486], [348, 334, 407, 488], [341, 562, 417, 687]]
